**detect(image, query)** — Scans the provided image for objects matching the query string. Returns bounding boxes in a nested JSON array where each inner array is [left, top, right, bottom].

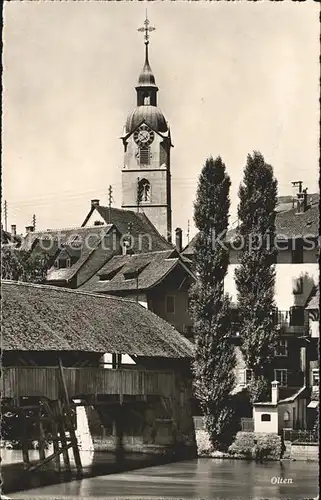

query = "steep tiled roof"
[[182, 193, 320, 256], [2, 281, 193, 358], [20, 226, 113, 252], [19, 225, 116, 285], [273, 193, 319, 238], [82, 206, 173, 253], [45, 225, 116, 285], [80, 249, 195, 293]]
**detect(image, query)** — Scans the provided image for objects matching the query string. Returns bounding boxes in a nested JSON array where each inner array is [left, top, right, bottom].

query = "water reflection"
[[4, 456, 319, 499]]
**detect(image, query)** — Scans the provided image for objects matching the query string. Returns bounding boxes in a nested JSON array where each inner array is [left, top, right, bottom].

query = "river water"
[[5, 453, 319, 500]]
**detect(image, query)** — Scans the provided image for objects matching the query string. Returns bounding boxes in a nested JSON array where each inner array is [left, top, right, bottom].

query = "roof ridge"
[[29, 224, 113, 235], [2, 280, 139, 305], [99, 205, 136, 214], [111, 249, 174, 259]]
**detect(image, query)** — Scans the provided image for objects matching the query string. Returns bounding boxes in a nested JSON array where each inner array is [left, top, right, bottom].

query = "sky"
[[2, 1, 319, 243]]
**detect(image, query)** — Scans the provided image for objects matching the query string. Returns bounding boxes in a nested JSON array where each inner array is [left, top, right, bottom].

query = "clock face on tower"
[[134, 126, 154, 147]]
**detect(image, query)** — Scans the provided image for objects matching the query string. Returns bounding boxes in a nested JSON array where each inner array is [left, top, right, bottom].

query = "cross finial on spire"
[[137, 11, 155, 45]]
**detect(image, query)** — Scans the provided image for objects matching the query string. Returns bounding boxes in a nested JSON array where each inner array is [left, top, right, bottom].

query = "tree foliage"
[[190, 156, 236, 450], [1, 245, 50, 283], [235, 151, 278, 402]]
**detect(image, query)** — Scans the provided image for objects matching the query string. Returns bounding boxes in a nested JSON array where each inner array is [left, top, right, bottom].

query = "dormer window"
[[54, 258, 71, 269], [123, 263, 149, 280], [99, 265, 124, 281], [123, 270, 139, 280]]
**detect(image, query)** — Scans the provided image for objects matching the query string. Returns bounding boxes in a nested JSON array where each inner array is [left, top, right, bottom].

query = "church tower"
[[121, 16, 173, 242]]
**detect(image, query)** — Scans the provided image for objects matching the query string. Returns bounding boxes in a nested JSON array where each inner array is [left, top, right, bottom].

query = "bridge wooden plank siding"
[[1, 367, 177, 400], [2, 282, 196, 477]]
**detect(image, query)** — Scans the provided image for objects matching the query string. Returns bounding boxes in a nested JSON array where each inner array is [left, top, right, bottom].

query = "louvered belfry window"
[[139, 147, 150, 166]]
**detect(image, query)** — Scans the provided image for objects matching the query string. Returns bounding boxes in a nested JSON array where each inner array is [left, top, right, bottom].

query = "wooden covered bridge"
[[1, 281, 196, 475]]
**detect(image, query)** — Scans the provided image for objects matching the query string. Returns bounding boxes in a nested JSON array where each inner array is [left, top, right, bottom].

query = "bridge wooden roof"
[[2, 281, 193, 359]]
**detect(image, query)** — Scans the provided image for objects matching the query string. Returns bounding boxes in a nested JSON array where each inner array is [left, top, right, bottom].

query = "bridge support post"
[[58, 358, 83, 476], [57, 399, 71, 471], [37, 405, 47, 463]]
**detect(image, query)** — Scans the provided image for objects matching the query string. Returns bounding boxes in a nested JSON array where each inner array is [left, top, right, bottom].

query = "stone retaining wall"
[[290, 443, 319, 461]]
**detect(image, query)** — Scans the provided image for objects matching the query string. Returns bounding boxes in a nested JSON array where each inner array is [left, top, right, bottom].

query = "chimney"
[[25, 225, 34, 233], [303, 188, 308, 212], [175, 227, 183, 253], [271, 380, 279, 405], [91, 199, 100, 208], [296, 188, 308, 214], [11, 225, 17, 237], [292, 181, 303, 208]]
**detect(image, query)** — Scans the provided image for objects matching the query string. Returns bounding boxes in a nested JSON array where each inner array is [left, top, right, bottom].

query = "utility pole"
[[108, 185, 113, 224], [136, 177, 141, 213], [32, 214, 36, 231], [3, 200, 8, 232], [136, 268, 139, 302]]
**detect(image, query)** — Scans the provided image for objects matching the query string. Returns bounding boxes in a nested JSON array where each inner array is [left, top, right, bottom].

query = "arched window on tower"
[[137, 178, 151, 203]]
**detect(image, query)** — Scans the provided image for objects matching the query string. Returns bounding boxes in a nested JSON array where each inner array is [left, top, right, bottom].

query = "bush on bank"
[[228, 432, 281, 460], [196, 429, 282, 460]]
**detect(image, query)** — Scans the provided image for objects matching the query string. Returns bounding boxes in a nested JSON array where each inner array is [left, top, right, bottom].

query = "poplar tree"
[[235, 151, 278, 402], [190, 156, 236, 450]]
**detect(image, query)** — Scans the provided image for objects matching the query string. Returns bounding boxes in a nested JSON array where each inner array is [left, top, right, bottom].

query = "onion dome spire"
[[136, 13, 158, 106]]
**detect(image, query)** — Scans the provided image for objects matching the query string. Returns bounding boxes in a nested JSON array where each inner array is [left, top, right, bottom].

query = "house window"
[[283, 411, 290, 422], [58, 259, 67, 269], [275, 339, 288, 357], [274, 369, 288, 387], [293, 277, 303, 295], [291, 239, 303, 264], [261, 414, 271, 422], [312, 369, 319, 386], [245, 369, 253, 384], [66, 258, 71, 268], [139, 147, 150, 166], [166, 295, 175, 314]]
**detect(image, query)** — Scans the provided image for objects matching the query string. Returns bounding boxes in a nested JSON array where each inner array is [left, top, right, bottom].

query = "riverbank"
[[195, 429, 319, 461]]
